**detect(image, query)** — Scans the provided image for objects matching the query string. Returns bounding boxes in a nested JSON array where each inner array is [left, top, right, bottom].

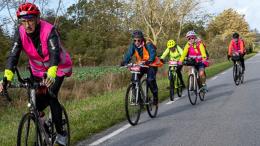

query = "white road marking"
[[211, 76, 218, 80], [221, 72, 226, 75], [166, 97, 181, 105], [89, 124, 131, 145], [166, 100, 175, 104]]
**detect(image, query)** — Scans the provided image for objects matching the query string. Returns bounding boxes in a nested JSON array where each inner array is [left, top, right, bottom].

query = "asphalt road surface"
[[78, 53, 260, 146]]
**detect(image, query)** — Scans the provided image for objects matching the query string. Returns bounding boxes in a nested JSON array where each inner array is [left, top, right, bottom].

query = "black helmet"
[[232, 32, 239, 39], [132, 30, 144, 38]]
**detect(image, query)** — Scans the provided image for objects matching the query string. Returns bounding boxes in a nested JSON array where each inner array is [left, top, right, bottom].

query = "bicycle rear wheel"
[[17, 113, 43, 146], [239, 64, 244, 84], [176, 75, 183, 98], [125, 84, 141, 126], [187, 74, 197, 105], [233, 64, 240, 85], [142, 79, 158, 118], [45, 105, 70, 145], [199, 87, 205, 101]]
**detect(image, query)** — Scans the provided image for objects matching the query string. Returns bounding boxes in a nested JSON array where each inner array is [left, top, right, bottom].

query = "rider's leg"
[[240, 56, 245, 72], [147, 67, 158, 105], [198, 63, 207, 89], [47, 76, 67, 144], [176, 65, 185, 87]]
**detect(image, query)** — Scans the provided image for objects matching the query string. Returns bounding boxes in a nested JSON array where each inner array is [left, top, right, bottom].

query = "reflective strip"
[[31, 59, 50, 67], [60, 67, 72, 73], [60, 46, 67, 64], [189, 55, 202, 59]]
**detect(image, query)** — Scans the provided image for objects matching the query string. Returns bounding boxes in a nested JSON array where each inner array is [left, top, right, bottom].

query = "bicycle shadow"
[[242, 78, 260, 84], [108, 127, 168, 146], [157, 90, 234, 119], [204, 90, 234, 102], [207, 83, 232, 91]]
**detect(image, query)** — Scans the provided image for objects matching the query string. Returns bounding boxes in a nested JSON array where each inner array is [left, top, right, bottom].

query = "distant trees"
[[0, 0, 257, 67]]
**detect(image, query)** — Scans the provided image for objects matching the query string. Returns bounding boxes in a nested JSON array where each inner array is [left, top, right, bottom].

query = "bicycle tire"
[[125, 84, 141, 126], [61, 105, 71, 146], [17, 113, 43, 146], [169, 72, 175, 101], [239, 63, 244, 84], [176, 75, 183, 98], [142, 79, 158, 118], [187, 74, 197, 105], [199, 87, 205, 101], [233, 64, 240, 85]]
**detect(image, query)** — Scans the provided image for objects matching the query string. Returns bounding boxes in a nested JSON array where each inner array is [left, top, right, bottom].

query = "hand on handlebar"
[[43, 76, 55, 88]]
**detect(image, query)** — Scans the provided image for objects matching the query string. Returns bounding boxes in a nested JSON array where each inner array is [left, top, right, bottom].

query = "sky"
[[0, 0, 260, 34], [203, 0, 260, 31]]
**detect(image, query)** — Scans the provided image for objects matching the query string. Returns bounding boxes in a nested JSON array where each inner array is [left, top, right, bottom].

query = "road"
[[78, 53, 260, 146]]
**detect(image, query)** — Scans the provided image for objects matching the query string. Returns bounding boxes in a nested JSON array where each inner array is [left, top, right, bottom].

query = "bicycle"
[[231, 53, 244, 86], [123, 63, 158, 126], [2, 67, 70, 146], [168, 61, 183, 101], [184, 58, 207, 105]]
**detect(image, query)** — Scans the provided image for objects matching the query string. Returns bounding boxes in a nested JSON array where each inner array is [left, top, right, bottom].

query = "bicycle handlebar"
[[1, 66, 57, 100]]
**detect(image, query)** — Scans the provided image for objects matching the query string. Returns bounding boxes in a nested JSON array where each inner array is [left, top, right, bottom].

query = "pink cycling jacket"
[[19, 20, 72, 77]]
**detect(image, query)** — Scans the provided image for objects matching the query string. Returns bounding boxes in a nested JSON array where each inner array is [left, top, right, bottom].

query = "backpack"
[[196, 40, 209, 58]]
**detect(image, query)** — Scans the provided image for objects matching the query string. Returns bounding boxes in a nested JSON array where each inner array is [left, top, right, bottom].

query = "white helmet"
[[186, 30, 197, 38]]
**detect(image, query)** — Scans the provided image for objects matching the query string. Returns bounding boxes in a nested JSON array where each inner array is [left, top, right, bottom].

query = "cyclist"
[[0, 2, 72, 145], [160, 39, 185, 88], [228, 32, 246, 73], [178, 30, 209, 91], [120, 30, 163, 105]]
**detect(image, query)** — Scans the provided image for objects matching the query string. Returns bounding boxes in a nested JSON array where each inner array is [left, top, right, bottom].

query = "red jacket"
[[228, 39, 245, 56]]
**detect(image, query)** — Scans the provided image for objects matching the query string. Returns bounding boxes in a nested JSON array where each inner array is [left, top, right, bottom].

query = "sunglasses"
[[134, 39, 142, 43], [188, 37, 196, 40]]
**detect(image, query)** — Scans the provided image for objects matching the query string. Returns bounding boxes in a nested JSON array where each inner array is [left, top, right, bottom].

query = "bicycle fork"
[[189, 67, 197, 91]]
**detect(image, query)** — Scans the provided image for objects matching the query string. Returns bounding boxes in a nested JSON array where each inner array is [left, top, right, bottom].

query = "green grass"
[[0, 53, 256, 146]]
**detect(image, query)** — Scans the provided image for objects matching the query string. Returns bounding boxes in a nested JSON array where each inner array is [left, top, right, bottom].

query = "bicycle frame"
[[129, 65, 148, 105], [5, 67, 53, 145], [189, 66, 199, 90]]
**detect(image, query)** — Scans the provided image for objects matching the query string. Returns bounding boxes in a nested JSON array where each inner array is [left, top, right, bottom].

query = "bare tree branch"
[[54, 0, 62, 26]]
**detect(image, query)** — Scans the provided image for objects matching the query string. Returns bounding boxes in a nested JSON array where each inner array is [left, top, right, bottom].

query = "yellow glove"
[[4, 69, 14, 81], [47, 66, 58, 78]]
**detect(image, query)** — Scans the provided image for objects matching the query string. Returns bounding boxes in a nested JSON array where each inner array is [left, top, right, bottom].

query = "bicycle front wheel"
[[187, 74, 197, 105], [17, 113, 43, 146], [125, 84, 141, 126], [169, 73, 175, 101], [142, 79, 158, 118]]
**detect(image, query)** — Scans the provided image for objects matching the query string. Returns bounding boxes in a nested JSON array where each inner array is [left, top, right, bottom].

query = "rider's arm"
[[228, 41, 233, 56], [47, 28, 60, 66], [177, 45, 183, 55], [179, 43, 189, 62], [6, 29, 22, 72], [240, 39, 245, 54], [146, 42, 156, 62], [199, 43, 207, 61], [123, 43, 135, 64], [160, 48, 169, 60]]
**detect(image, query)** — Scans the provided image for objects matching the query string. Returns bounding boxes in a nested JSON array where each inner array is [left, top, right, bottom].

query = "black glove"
[[144, 60, 152, 65], [227, 55, 231, 61], [120, 61, 126, 66], [160, 59, 165, 64]]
